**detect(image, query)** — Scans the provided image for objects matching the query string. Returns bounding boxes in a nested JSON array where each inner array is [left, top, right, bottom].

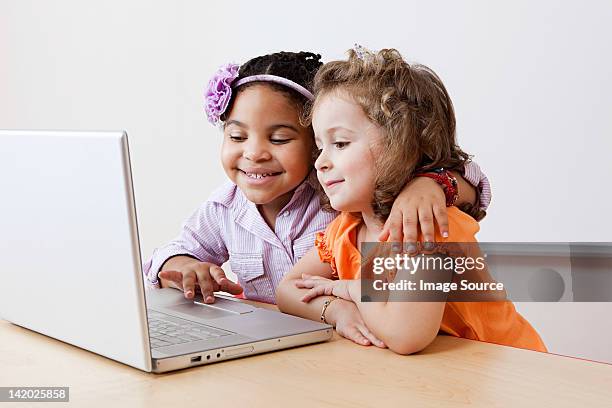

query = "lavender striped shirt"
[[463, 160, 491, 210], [142, 175, 337, 303], [142, 162, 491, 303]]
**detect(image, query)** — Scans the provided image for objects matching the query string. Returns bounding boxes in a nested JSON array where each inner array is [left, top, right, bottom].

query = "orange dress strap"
[[314, 212, 361, 279]]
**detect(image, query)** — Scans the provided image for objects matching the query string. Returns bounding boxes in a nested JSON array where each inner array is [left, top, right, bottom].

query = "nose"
[[314, 148, 331, 172], [243, 138, 272, 162]]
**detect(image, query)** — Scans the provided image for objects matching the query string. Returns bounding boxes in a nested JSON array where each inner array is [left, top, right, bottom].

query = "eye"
[[270, 137, 292, 145], [229, 134, 246, 142], [333, 141, 350, 149]]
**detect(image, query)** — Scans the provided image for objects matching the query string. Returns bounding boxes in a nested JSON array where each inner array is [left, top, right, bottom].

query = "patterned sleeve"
[[141, 201, 229, 289], [463, 160, 492, 211]]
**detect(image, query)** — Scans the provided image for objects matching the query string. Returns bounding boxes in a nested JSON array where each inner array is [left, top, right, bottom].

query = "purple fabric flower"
[[204, 63, 240, 125]]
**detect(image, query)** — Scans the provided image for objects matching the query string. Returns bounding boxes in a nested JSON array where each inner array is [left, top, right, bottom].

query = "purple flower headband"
[[204, 63, 315, 126]]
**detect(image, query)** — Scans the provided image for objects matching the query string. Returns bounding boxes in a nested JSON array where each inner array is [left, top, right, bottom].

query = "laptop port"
[[190, 356, 202, 363]]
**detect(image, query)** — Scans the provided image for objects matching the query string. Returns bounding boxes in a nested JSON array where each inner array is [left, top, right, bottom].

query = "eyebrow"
[[268, 123, 300, 133], [316, 126, 355, 141], [224, 120, 247, 130], [328, 126, 355, 135], [224, 120, 300, 133]]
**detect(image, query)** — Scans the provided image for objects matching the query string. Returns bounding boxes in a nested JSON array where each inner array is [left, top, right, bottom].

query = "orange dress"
[[314, 207, 547, 352]]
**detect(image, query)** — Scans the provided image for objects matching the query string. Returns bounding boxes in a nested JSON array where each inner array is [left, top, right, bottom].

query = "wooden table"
[[1, 301, 611, 407]]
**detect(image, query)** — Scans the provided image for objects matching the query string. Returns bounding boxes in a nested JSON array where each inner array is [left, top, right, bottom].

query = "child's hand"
[[295, 274, 354, 303], [378, 176, 449, 245], [158, 261, 243, 303], [327, 299, 386, 348]]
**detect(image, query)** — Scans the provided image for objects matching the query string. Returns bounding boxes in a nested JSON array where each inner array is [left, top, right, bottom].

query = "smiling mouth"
[[239, 169, 283, 179], [325, 180, 344, 188]]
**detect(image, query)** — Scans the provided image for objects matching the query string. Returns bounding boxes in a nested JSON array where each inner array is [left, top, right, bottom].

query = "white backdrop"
[[2, 0, 611, 360]]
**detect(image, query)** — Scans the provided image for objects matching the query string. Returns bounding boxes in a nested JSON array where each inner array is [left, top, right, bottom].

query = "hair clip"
[[353, 43, 367, 60]]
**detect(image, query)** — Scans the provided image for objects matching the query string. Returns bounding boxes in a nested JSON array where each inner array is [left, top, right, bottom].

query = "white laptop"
[[0, 130, 332, 373]]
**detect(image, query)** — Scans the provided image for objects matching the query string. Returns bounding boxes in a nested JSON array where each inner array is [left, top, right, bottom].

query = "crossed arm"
[[276, 248, 447, 355]]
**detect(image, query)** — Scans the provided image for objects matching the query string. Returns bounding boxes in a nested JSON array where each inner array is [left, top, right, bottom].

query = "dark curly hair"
[[220, 51, 323, 123]]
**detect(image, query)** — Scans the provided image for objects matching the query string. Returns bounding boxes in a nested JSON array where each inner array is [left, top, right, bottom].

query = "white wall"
[[2, 0, 611, 360]]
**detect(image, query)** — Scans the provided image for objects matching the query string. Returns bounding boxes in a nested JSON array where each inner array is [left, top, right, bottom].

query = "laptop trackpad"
[[166, 302, 237, 320]]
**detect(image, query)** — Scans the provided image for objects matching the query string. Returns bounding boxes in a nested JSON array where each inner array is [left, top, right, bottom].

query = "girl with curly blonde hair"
[[276, 47, 545, 355]]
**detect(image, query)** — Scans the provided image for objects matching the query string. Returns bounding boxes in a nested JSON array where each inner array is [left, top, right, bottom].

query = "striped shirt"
[[142, 175, 336, 303], [463, 160, 491, 210], [142, 162, 491, 303]]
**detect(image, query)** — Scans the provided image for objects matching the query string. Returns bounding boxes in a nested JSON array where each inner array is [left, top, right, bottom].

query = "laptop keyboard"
[[147, 310, 233, 349]]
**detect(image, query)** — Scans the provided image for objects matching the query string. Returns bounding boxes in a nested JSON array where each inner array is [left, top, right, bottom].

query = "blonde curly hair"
[[306, 47, 481, 222]]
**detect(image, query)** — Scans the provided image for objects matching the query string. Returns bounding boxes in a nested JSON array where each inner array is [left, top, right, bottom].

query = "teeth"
[[245, 172, 274, 179]]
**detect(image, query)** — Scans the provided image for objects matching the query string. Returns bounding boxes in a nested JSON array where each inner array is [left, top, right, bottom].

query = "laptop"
[[0, 129, 332, 373]]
